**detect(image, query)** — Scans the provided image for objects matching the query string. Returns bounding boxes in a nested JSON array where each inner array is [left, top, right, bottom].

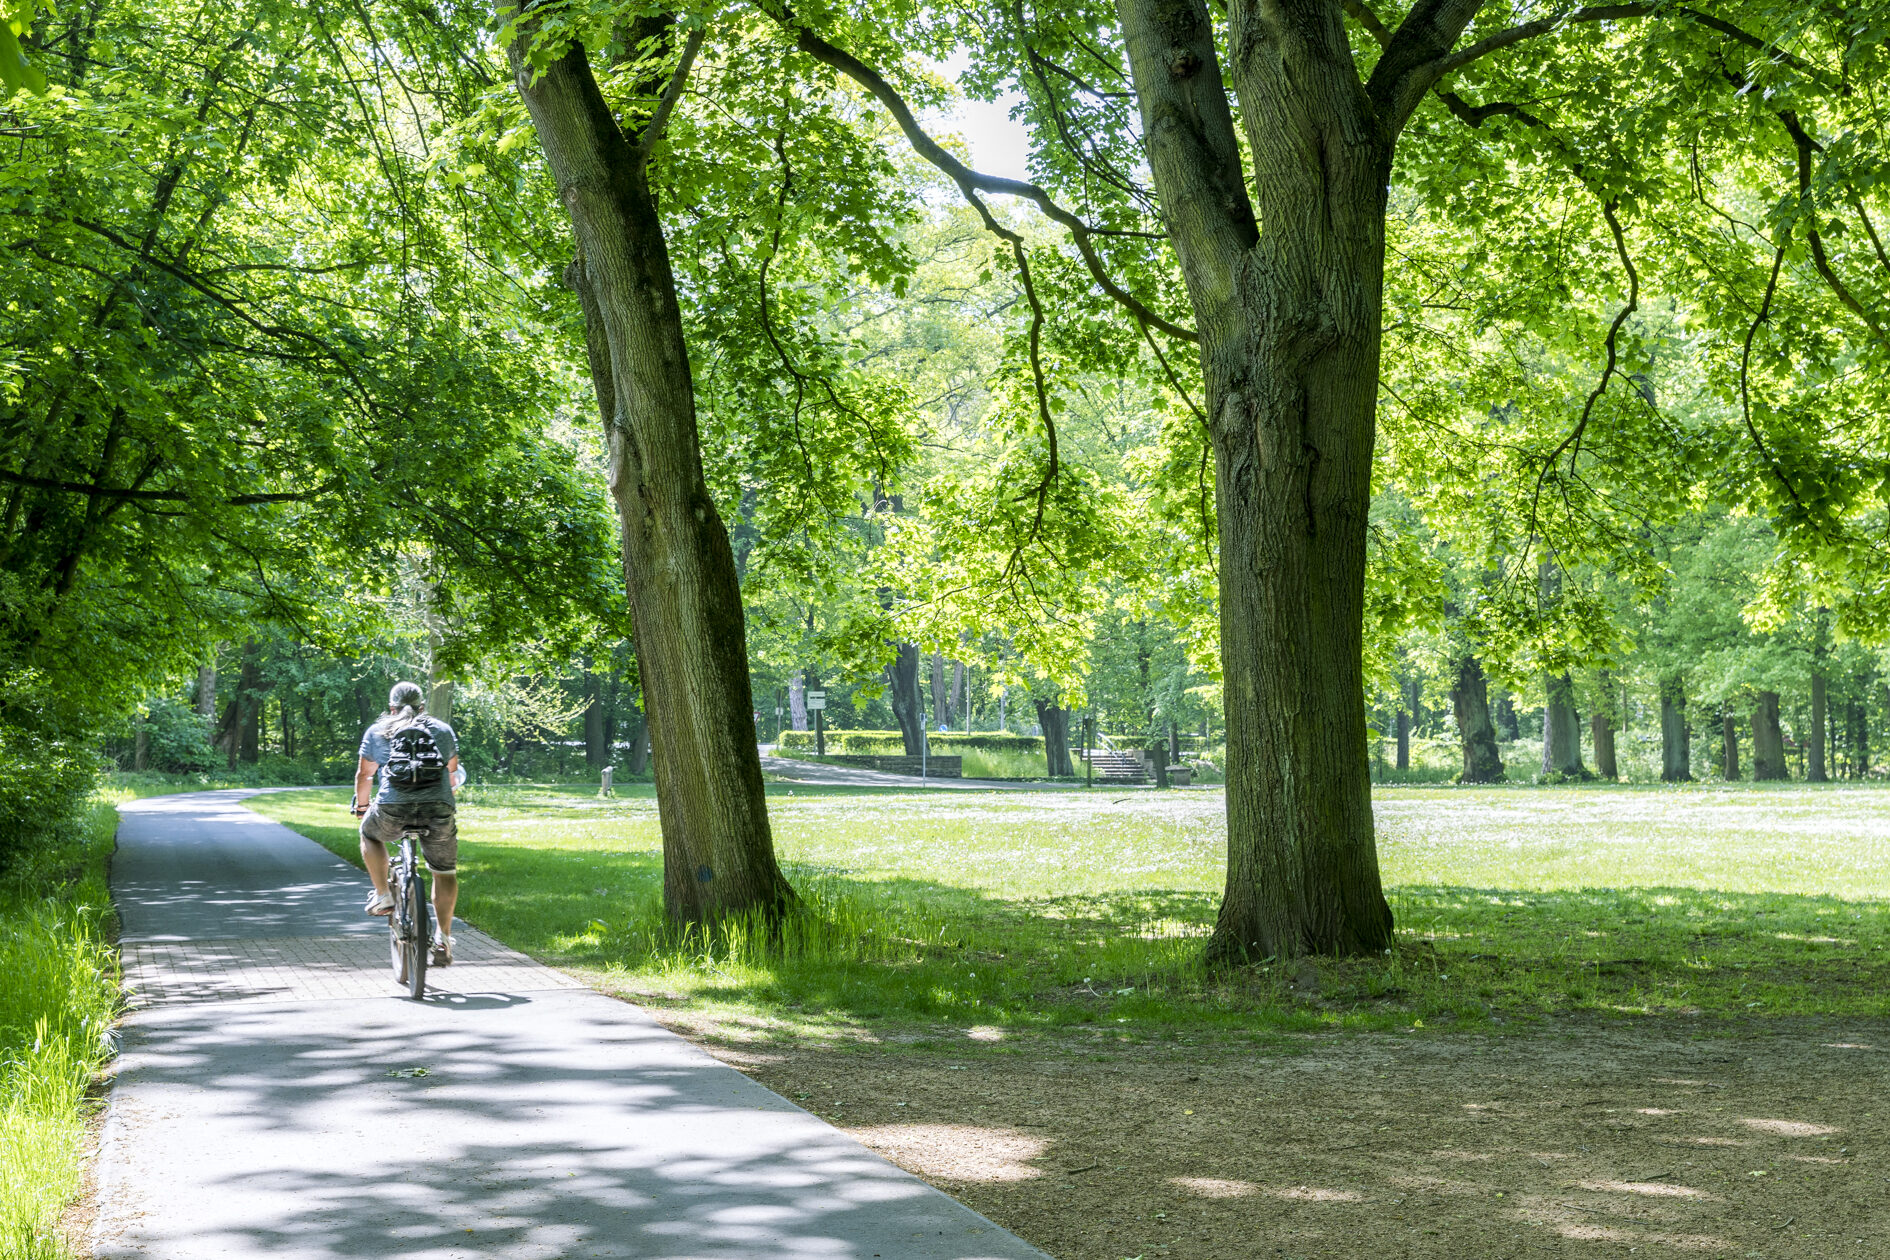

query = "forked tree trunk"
[[1809, 672, 1828, 782], [1118, 0, 1428, 960], [1449, 656, 1504, 783], [1033, 698, 1074, 777], [1721, 710, 1740, 779], [1659, 675, 1691, 781], [1541, 672, 1584, 780], [886, 643, 924, 755], [505, 16, 791, 923], [1750, 691, 1787, 780]]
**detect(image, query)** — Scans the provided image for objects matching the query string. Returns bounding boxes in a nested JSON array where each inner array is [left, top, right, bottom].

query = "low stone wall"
[[824, 754, 962, 778]]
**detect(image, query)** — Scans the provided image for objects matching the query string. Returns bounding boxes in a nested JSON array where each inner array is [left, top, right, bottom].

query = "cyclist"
[[353, 681, 462, 966]]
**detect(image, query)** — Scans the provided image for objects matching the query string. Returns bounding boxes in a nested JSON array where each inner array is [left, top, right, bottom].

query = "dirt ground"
[[723, 1020, 1888, 1260]]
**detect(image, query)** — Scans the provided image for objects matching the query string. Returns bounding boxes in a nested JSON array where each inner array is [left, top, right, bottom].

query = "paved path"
[[95, 791, 1049, 1260]]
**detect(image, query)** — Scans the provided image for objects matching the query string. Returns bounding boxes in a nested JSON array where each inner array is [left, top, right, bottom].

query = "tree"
[[1450, 656, 1504, 783], [500, 8, 794, 924]]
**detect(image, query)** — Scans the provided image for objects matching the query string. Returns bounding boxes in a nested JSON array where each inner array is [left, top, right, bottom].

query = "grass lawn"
[[250, 782, 1890, 1049]]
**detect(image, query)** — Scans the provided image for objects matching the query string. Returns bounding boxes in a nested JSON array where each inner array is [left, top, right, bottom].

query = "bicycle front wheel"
[[406, 860, 429, 1000]]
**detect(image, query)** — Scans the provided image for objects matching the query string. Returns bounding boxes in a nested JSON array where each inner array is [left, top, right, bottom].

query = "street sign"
[[807, 699, 826, 711]]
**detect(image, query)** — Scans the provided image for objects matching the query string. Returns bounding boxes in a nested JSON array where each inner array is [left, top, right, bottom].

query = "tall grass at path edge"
[[0, 792, 121, 1260]]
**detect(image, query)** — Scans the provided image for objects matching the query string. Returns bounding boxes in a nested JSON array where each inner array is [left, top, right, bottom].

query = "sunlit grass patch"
[[253, 783, 1890, 1051]]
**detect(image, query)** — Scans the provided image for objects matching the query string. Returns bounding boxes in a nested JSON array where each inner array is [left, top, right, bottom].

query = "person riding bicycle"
[[353, 681, 462, 966]]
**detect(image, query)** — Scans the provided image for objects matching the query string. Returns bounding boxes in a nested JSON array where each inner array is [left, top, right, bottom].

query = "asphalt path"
[[94, 790, 1049, 1260]]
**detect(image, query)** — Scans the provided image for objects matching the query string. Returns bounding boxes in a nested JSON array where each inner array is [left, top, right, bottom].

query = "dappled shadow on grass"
[[256, 791, 1890, 1043]]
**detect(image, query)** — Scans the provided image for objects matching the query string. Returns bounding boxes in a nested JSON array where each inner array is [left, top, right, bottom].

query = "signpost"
[[808, 690, 826, 755]]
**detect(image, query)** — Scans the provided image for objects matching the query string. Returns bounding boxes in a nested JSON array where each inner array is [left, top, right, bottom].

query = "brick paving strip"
[[121, 928, 583, 1008]]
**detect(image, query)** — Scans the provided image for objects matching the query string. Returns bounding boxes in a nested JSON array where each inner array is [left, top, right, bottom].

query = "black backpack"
[[385, 718, 447, 788]]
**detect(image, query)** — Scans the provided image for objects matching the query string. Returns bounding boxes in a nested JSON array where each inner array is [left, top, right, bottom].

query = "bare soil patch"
[[725, 1021, 1888, 1259]]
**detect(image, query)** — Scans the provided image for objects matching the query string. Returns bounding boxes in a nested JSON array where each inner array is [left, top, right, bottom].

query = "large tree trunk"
[[885, 643, 924, 755], [1393, 702, 1410, 771], [506, 17, 791, 924], [1750, 691, 1787, 780], [236, 638, 262, 765], [788, 672, 808, 732], [1721, 710, 1740, 780], [1809, 669, 1828, 782], [1450, 656, 1504, 783], [1590, 713, 1617, 781], [1541, 672, 1585, 780], [1033, 698, 1074, 777], [194, 661, 217, 724], [950, 661, 967, 730], [1659, 675, 1691, 781], [1118, 0, 1407, 960], [1591, 669, 1618, 780]]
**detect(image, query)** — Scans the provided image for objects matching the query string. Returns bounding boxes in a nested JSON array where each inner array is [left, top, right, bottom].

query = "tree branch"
[[771, 10, 1197, 343], [0, 467, 332, 505], [631, 25, 704, 171]]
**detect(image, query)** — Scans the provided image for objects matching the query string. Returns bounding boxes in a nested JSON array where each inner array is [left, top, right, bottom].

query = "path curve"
[[93, 790, 1049, 1260]]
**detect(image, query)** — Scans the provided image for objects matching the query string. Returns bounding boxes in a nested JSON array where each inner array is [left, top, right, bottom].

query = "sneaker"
[[365, 890, 394, 917], [429, 934, 453, 967]]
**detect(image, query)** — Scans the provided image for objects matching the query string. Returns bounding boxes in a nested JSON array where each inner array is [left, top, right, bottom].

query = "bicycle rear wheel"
[[405, 856, 429, 1000]]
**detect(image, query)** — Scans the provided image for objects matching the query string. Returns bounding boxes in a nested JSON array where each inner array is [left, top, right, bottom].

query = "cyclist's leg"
[[358, 806, 394, 909], [419, 813, 459, 946]]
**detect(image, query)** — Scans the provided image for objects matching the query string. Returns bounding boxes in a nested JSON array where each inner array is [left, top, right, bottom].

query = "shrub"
[[778, 729, 1045, 756], [0, 731, 96, 877]]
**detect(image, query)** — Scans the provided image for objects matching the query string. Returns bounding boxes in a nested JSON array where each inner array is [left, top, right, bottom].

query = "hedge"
[[777, 729, 1045, 755]]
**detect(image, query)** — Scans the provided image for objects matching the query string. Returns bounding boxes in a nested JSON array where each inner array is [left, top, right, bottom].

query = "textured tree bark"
[[1540, 672, 1585, 780], [194, 661, 217, 723], [950, 661, 967, 729], [1590, 714, 1617, 780], [236, 638, 262, 765], [505, 16, 791, 924], [1659, 676, 1691, 781], [1750, 691, 1788, 780], [1115, 0, 1476, 959], [1591, 669, 1618, 780], [1721, 710, 1740, 779], [1809, 672, 1828, 782], [788, 672, 808, 732], [1394, 704, 1410, 771], [1033, 698, 1074, 777], [885, 643, 924, 755], [1450, 656, 1504, 783]]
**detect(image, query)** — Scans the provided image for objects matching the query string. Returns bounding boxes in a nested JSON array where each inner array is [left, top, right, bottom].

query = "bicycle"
[[355, 794, 432, 1000], [386, 822, 433, 1000]]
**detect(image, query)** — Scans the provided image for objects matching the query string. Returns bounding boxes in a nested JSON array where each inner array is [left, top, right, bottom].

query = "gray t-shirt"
[[360, 715, 459, 806]]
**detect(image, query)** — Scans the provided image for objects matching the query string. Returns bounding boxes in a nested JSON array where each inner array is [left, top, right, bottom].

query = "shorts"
[[360, 803, 458, 873]]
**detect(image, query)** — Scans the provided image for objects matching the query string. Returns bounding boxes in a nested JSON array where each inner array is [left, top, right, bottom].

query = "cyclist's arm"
[[353, 757, 378, 816], [447, 756, 461, 799]]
